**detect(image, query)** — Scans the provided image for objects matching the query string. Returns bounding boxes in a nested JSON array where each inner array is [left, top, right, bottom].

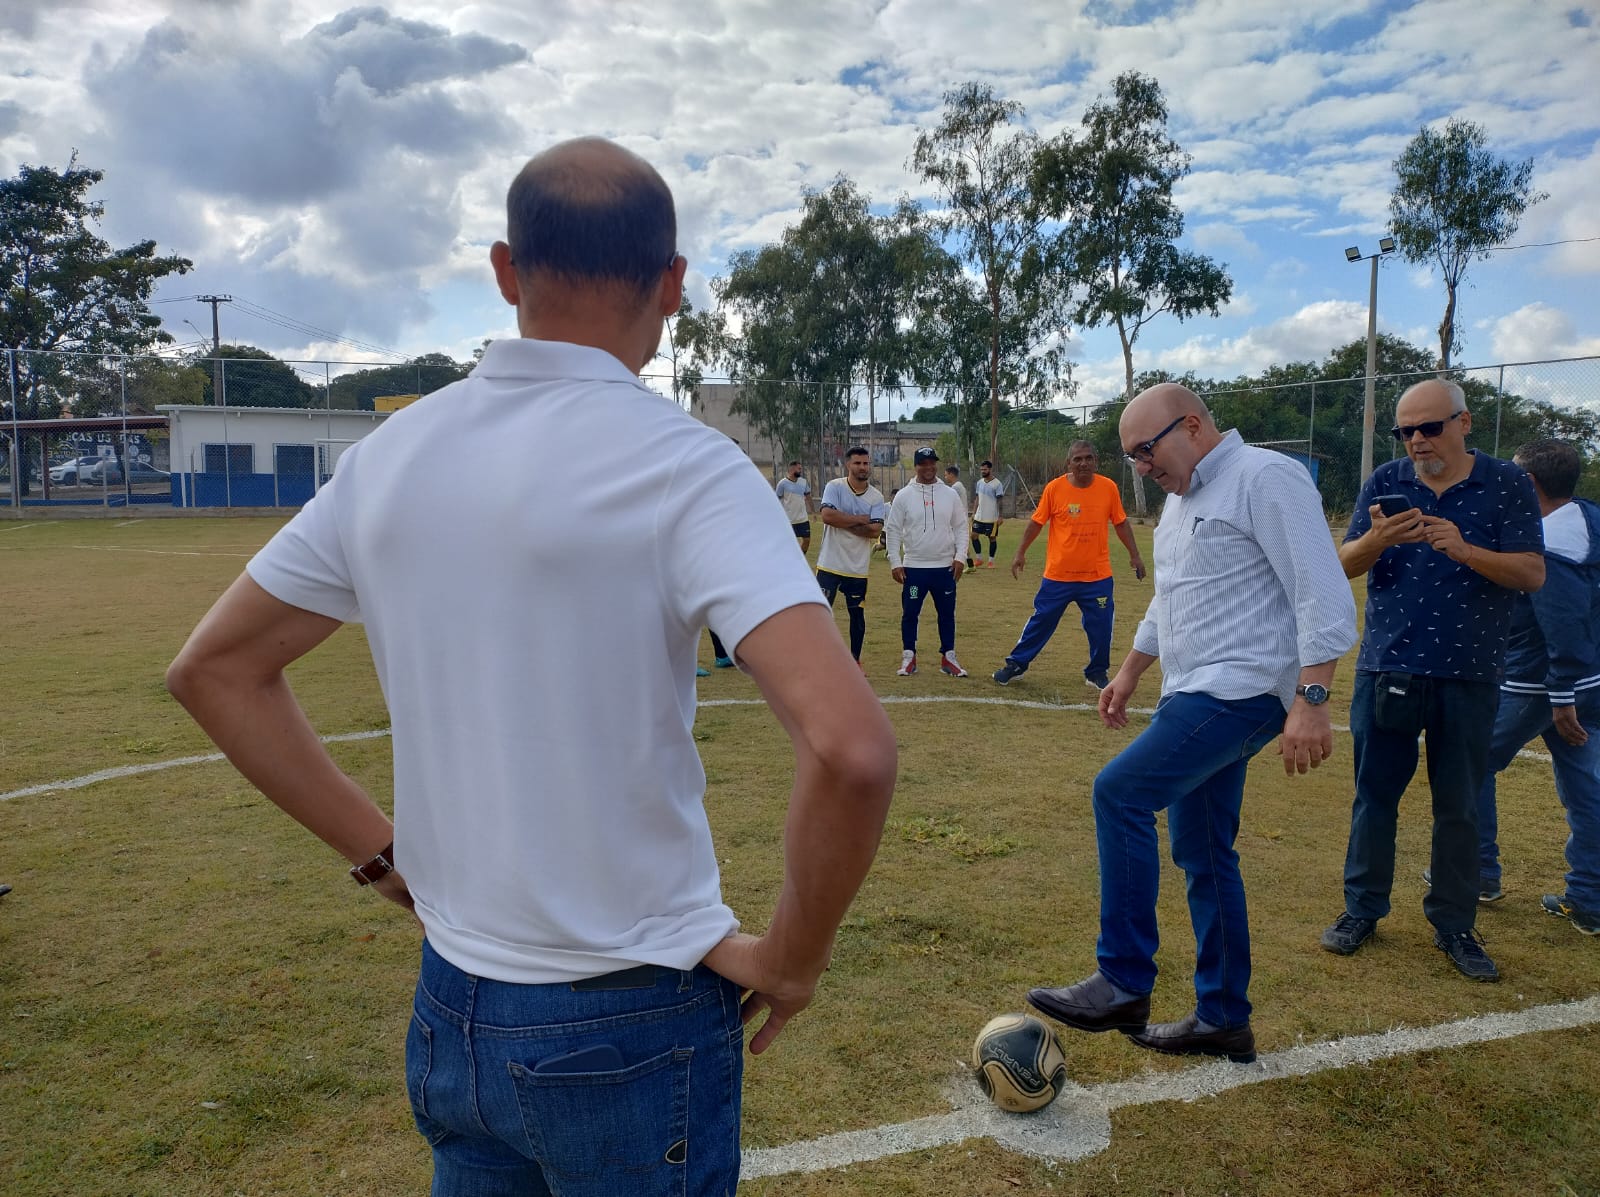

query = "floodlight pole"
[[1346, 240, 1395, 483]]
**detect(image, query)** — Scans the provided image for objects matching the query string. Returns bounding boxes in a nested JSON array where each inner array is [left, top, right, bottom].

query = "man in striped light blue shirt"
[[1029, 384, 1357, 1065]]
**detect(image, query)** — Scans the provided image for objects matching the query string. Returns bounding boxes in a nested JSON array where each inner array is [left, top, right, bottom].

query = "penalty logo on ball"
[[971, 1012, 1069, 1112]]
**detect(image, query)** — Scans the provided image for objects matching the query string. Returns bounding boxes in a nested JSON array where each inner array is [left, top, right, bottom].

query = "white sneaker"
[[940, 652, 968, 678], [898, 650, 917, 676]]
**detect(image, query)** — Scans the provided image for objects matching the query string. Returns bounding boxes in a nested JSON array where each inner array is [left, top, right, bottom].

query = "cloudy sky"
[[3, 0, 1597, 409]]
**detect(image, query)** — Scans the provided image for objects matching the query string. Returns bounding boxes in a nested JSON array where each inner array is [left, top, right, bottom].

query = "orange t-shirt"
[[1032, 474, 1127, 582]]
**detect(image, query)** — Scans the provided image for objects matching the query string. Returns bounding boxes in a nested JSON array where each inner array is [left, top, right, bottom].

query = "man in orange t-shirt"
[[992, 440, 1146, 689]]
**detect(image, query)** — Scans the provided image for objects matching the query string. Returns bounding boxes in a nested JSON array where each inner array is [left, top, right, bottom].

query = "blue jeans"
[[1343, 671, 1499, 934], [1005, 576, 1114, 681], [407, 940, 745, 1196], [900, 566, 957, 653], [1092, 690, 1285, 1029], [1476, 689, 1600, 910]]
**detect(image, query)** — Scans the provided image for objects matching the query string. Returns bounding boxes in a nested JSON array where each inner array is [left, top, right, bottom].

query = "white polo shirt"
[[248, 338, 826, 984]]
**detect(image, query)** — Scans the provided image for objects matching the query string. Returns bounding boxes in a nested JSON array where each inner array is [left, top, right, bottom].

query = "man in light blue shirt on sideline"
[[1028, 384, 1357, 1065]]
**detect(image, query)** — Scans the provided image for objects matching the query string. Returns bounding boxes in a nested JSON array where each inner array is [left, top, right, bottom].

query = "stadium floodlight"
[[1347, 239, 1399, 482]]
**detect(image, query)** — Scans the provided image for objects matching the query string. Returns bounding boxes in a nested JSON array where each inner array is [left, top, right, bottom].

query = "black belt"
[[570, 964, 671, 991]]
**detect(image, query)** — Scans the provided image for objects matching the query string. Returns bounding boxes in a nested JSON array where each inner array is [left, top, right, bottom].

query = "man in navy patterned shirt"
[[1323, 379, 1545, 982]]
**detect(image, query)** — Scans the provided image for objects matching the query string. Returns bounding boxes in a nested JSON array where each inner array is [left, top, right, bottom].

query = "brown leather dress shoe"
[[1026, 971, 1150, 1033], [1128, 1013, 1256, 1063]]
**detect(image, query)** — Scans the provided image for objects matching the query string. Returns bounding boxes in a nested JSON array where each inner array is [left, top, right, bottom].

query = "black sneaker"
[[992, 661, 1025, 686], [1421, 867, 1504, 904], [1084, 673, 1110, 690], [1320, 912, 1377, 955], [1435, 929, 1499, 981], [1541, 893, 1600, 935]]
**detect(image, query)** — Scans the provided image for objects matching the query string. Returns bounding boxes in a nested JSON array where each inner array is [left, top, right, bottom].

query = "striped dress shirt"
[[1132, 431, 1358, 710]]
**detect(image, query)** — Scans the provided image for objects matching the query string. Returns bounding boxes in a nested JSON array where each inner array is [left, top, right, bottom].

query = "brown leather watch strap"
[[349, 841, 395, 886]]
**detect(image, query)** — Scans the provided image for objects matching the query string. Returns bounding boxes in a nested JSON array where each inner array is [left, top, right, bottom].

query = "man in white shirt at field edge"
[[166, 136, 896, 1194], [815, 445, 885, 667], [885, 445, 971, 677]]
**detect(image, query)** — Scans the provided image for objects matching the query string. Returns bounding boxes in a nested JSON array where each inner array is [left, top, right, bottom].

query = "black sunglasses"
[[1391, 411, 1462, 442], [1123, 415, 1187, 464]]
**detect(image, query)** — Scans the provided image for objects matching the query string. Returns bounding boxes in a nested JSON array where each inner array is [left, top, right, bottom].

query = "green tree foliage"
[[659, 295, 729, 413], [715, 178, 956, 460], [910, 82, 1071, 464], [327, 352, 469, 411], [1389, 119, 1545, 369], [200, 344, 319, 408], [1036, 71, 1232, 402], [0, 159, 190, 490], [69, 354, 206, 416]]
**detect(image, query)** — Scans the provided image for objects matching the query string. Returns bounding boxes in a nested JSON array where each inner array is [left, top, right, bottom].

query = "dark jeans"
[[1343, 670, 1499, 933], [1092, 690, 1285, 1029], [900, 565, 957, 653], [1476, 688, 1600, 910], [1005, 576, 1114, 681]]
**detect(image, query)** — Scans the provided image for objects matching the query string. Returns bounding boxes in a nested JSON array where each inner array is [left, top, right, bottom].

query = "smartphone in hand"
[[1374, 494, 1412, 517]]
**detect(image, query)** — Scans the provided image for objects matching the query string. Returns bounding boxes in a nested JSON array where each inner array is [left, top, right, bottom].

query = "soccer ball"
[[971, 1013, 1068, 1112]]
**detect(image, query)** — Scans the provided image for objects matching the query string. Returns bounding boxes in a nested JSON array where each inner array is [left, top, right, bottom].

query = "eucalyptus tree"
[[910, 82, 1071, 463], [1389, 119, 1544, 370], [1034, 71, 1231, 404], [715, 178, 955, 463]]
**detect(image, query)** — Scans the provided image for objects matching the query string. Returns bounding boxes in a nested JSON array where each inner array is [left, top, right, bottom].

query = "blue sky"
[[2, 0, 1596, 412]]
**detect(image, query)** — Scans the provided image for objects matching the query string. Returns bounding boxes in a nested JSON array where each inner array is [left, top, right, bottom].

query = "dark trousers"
[[1343, 670, 1499, 933], [900, 566, 957, 653], [1006, 576, 1114, 681]]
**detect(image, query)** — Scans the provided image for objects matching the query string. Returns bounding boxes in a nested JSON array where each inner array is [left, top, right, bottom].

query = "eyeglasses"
[[1123, 416, 1187, 464], [1390, 411, 1462, 442]]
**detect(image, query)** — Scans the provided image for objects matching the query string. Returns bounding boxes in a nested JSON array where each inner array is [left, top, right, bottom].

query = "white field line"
[[1, 696, 1555, 804], [0, 523, 41, 533], [0, 729, 391, 802], [741, 995, 1600, 1177], [64, 544, 255, 558]]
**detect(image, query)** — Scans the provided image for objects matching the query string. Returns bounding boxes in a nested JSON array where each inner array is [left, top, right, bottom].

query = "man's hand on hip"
[[702, 932, 822, 1055]]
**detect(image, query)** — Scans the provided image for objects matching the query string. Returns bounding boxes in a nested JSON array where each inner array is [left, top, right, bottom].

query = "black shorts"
[[972, 521, 996, 536], [816, 569, 868, 606], [791, 521, 812, 538]]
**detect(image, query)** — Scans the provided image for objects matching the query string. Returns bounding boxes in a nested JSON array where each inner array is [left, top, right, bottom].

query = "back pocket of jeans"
[[510, 1047, 691, 1186]]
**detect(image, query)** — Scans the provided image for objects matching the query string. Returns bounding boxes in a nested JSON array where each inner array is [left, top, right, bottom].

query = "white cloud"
[[1490, 303, 1600, 364]]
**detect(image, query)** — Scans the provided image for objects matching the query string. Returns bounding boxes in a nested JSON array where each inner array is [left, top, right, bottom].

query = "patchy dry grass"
[[2, 513, 1598, 1195]]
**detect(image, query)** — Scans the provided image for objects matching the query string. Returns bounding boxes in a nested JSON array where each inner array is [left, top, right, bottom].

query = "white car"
[[48, 456, 105, 485]]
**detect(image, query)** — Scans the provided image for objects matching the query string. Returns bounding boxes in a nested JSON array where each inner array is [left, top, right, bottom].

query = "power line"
[[1486, 234, 1600, 254]]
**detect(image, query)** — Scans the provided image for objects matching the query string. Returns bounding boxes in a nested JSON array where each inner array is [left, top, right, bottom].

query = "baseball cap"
[[913, 447, 939, 463]]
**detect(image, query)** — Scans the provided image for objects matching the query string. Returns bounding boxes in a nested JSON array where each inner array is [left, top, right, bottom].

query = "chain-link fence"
[[6, 350, 1599, 514]]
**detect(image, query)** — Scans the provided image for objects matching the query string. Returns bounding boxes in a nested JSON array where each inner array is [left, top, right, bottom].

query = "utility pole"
[[197, 295, 232, 406]]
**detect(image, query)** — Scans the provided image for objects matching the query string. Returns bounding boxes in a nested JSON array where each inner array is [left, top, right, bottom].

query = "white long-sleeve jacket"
[[885, 480, 967, 569]]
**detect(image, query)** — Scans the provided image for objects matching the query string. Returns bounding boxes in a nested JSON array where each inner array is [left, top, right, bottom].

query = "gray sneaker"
[[1320, 912, 1378, 955], [1541, 893, 1600, 935], [1435, 929, 1499, 981]]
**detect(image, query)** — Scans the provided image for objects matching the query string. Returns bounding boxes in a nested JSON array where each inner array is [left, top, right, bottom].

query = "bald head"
[[1120, 383, 1221, 497], [505, 137, 676, 302], [1123, 383, 1214, 429]]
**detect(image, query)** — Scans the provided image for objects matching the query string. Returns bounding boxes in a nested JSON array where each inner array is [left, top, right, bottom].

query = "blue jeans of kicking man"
[[1475, 688, 1600, 911], [900, 565, 957, 653], [1343, 671, 1498, 934], [1004, 576, 1114, 682], [1093, 690, 1285, 1029], [407, 939, 745, 1196]]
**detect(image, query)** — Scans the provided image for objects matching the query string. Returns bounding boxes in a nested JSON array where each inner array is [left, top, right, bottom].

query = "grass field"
[[2, 512, 1598, 1196]]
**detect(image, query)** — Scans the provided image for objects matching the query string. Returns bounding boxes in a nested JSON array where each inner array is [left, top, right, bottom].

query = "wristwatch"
[[1296, 683, 1329, 706], [349, 841, 396, 886]]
